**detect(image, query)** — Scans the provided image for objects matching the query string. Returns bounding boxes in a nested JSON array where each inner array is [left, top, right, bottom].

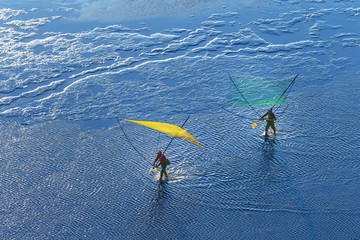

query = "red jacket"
[[153, 152, 166, 166]]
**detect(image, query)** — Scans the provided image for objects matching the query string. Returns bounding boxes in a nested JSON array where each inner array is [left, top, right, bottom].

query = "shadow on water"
[[143, 182, 188, 239], [260, 135, 318, 240], [256, 135, 319, 239], [153, 182, 169, 205], [256, 137, 276, 181], [261, 136, 276, 162]]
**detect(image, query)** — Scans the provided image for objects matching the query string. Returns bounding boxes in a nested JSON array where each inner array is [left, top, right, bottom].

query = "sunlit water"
[[0, 0, 359, 239]]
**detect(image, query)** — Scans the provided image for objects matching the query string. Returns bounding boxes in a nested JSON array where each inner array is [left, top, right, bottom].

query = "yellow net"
[[124, 119, 204, 149]]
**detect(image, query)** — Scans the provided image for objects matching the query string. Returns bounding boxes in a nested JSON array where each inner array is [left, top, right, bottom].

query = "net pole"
[[154, 116, 190, 168], [274, 77, 296, 112], [162, 116, 190, 155], [116, 117, 152, 165], [271, 74, 299, 110]]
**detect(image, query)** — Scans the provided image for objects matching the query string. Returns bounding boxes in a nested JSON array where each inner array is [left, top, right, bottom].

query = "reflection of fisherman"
[[259, 108, 276, 137], [153, 150, 168, 181]]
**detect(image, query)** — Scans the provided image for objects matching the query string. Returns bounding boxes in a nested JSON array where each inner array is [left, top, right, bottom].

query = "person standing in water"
[[259, 108, 277, 137], [153, 150, 168, 181]]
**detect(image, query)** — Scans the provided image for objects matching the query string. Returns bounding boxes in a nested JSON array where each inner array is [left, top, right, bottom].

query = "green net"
[[226, 76, 292, 106]]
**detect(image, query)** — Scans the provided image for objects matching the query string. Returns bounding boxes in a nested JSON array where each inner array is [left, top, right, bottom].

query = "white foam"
[[5, 17, 51, 31], [0, 4, 358, 123], [0, 8, 27, 21], [0, 79, 65, 105], [201, 20, 226, 27]]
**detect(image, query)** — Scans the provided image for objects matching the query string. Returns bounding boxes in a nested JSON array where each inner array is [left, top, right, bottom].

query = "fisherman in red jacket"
[[153, 150, 169, 181]]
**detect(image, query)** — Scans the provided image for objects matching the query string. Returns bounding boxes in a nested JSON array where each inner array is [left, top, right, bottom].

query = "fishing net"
[[124, 119, 204, 149], [226, 76, 293, 106]]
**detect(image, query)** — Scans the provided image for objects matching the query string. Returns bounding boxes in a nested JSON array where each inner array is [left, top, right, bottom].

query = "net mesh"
[[226, 76, 292, 106]]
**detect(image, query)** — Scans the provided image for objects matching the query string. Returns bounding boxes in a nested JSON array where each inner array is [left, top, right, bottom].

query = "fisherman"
[[259, 108, 276, 137], [153, 150, 168, 181]]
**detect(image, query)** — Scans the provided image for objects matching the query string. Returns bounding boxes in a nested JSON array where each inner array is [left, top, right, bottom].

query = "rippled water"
[[0, 0, 360, 239]]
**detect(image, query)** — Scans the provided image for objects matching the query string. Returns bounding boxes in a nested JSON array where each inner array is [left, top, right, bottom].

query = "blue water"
[[0, 0, 359, 239]]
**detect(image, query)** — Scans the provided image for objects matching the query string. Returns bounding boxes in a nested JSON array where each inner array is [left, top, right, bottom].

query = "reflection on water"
[[144, 182, 188, 239], [258, 136, 276, 182], [261, 137, 276, 162], [153, 182, 169, 203]]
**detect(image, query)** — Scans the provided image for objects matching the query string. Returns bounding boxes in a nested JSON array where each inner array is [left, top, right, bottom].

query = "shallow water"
[[0, 1, 360, 239]]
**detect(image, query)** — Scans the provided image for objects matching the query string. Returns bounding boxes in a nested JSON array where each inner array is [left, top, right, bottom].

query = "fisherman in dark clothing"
[[153, 150, 168, 181], [259, 108, 276, 137]]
